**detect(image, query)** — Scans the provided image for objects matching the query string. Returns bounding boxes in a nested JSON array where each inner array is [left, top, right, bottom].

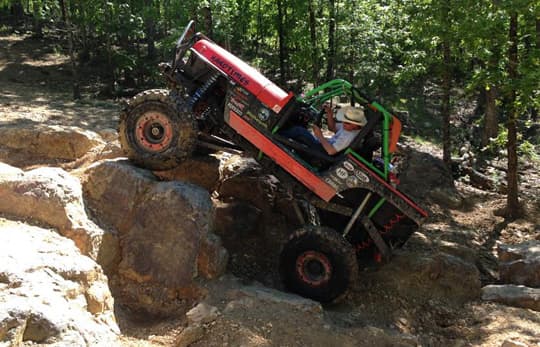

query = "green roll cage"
[[300, 79, 399, 182]]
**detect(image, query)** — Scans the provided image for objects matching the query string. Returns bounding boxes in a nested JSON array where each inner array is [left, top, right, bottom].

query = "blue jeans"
[[279, 126, 325, 152]]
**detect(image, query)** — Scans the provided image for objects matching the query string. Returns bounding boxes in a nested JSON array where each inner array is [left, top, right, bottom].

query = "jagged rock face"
[[82, 159, 228, 315], [0, 163, 118, 270], [498, 241, 540, 287], [0, 219, 119, 346]]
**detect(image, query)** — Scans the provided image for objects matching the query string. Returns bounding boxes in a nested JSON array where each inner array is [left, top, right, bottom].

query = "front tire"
[[119, 89, 197, 170], [279, 226, 358, 303]]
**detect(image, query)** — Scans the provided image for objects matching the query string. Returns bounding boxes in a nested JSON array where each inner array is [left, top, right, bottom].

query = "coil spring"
[[187, 73, 220, 109]]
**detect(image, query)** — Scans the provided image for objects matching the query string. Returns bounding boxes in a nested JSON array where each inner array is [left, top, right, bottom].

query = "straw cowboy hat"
[[335, 105, 367, 126]]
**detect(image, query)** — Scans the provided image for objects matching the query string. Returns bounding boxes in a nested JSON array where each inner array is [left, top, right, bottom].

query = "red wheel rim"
[[296, 251, 332, 287], [135, 112, 173, 152]]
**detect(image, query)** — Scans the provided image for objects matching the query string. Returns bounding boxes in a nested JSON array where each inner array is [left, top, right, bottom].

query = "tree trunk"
[[505, 11, 521, 219], [482, 86, 499, 147], [277, 0, 287, 86], [144, 0, 156, 60], [10, 1, 24, 23], [308, 0, 319, 85], [441, 1, 452, 168], [201, 6, 213, 39], [58, 0, 67, 23], [325, 0, 336, 81], [65, 5, 80, 100]]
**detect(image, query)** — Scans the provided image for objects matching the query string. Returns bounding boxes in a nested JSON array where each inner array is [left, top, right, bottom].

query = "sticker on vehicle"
[[354, 169, 370, 183], [336, 167, 348, 179], [343, 161, 355, 171]]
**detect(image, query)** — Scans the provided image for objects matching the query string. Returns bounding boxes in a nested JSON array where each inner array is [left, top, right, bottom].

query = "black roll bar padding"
[[271, 98, 302, 132], [349, 108, 382, 152]]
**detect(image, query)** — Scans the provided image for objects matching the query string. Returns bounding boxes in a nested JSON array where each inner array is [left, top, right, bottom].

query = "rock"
[[197, 232, 229, 279], [227, 285, 323, 316], [175, 325, 205, 347], [0, 124, 104, 160], [83, 159, 227, 314], [213, 200, 262, 236], [0, 164, 117, 270], [153, 155, 221, 192], [482, 285, 540, 311], [501, 339, 529, 347], [366, 250, 481, 304], [217, 155, 279, 212], [398, 148, 462, 208], [186, 303, 220, 325], [498, 241, 540, 287], [0, 219, 119, 346]]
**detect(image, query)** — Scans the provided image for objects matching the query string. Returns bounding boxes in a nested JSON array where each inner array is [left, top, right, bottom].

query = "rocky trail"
[[1, 33, 539, 347]]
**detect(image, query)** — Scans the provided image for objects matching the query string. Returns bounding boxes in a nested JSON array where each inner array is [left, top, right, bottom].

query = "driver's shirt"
[[328, 123, 360, 152]]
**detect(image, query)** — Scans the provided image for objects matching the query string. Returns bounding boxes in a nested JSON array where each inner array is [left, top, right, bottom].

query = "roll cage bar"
[[299, 79, 402, 181]]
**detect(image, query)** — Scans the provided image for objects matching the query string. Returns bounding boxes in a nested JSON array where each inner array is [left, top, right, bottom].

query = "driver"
[[280, 104, 367, 155]]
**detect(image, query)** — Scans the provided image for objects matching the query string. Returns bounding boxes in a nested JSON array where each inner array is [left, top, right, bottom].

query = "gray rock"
[[501, 339, 529, 347], [227, 285, 323, 316], [398, 147, 461, 208], [0, 219, 119, 346], [366, 250, 482, 304], [83, 159, 228, 314], [0, 164, 117, 270], [498, 241, 540, 287], [175, 325, 205, 347], [186, 302, 220, 325], [482, 285, 540, 311]]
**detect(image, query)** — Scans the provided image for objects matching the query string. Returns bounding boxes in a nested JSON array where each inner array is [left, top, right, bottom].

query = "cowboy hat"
[[335, 106, 367, 126]]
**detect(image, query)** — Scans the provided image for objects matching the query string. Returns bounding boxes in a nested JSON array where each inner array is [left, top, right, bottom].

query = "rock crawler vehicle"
[[119, 21, 428, 303]]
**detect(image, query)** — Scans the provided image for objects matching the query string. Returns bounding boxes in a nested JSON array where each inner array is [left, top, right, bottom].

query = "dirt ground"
[[1, 32, 539, 347]]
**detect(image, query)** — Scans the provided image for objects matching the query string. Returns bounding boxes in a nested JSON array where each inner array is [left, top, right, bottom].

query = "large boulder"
[[216, 155, 280, 213], [177, 277, 420, 347], [498, 241, 540, 287], [0, 163, 117, 271], [0, 124, 104, 163], [397, 146, 462, 208], [82, 159, 228, 315], [0, 219, 119, 346], [364, 248, 482, 304]]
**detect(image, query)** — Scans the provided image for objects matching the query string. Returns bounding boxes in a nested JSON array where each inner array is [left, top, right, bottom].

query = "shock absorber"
[[187, 73, 220, 109]]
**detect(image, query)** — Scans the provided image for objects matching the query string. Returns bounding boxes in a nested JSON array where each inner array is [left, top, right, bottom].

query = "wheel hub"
[[296, 251, 332, 287], [135, 112, 173, 152]]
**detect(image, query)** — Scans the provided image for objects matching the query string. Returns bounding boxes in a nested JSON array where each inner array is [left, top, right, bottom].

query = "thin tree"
[[504, 11, 521, 218]]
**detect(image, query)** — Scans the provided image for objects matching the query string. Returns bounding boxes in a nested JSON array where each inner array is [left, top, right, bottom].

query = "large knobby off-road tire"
[[119, 89, 197, 170], [279, 226, 359, 303]]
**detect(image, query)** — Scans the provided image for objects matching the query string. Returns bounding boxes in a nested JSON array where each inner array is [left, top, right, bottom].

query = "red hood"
[[192, 39, 293, 113]]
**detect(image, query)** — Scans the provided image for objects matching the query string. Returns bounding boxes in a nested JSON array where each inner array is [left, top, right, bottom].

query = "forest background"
[[0, 0, 538, 219]]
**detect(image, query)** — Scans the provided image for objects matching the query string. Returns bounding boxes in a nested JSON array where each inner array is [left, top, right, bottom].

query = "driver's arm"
[[323, 104, 337, 132], [312, 125, 338, 155]]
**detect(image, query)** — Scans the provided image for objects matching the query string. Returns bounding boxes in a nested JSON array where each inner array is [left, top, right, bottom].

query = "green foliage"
[[0, 0, 537, 163]]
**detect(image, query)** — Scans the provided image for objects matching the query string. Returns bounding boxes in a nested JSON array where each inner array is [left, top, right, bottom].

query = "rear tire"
[[279, 226, 358, 303], [119, 89, 197, 170]]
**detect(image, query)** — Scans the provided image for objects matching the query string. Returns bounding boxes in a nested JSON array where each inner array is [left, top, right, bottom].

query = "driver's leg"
[[279, 126, 320, 148]]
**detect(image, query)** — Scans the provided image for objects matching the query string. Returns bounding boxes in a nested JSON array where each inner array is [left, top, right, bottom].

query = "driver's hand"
[[312, 125, 323, 139], [321, 103, 333, 117]]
